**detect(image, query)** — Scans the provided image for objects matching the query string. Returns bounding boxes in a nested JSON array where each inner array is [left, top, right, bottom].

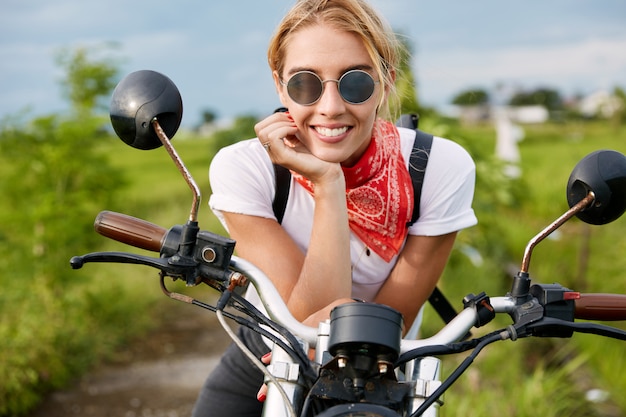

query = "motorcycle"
[[71, 70, 626, 417]]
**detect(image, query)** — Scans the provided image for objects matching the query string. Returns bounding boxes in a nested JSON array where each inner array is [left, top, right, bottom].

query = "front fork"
[[262, 345, 307, 417], [404, 356, 443, 417], [261, 322, 327, 417]]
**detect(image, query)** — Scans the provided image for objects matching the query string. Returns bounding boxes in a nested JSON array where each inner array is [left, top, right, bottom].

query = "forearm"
[[374, 275, 437, 332], [287, 174, 352, 320], [373, 233, 457, 331]]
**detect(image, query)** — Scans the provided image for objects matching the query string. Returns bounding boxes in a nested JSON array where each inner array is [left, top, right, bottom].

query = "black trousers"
[[191, 326, 271, 417]]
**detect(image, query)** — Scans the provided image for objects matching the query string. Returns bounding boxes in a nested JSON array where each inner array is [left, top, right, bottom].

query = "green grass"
[[0, 132, 226, 416], [422, 120, 626, 416]]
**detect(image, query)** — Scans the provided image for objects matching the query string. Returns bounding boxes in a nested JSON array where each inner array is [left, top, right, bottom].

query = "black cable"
[[228, 291, 316, 376], [191, 296, 315, 383], [396, 329, 504, 367], [210, 289, 318, 386], [527, 317, 626, 340], [408, 332, 506, 417]]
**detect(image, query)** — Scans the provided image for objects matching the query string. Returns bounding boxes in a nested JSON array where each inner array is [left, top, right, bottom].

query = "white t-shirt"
[[209, 127, 477, 301]]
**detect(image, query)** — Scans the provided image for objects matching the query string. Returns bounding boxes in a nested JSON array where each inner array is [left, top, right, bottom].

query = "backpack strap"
[[396, 113, 431, 225], [272, 163, 291, 224], [271, 106, 292, 225], [407, 129, 433, 225]]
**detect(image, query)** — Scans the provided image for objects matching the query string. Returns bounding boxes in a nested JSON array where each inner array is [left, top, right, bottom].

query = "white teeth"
[[315, 126, 348, 137]]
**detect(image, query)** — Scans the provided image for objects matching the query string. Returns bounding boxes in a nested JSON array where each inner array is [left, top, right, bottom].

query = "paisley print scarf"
[[294, 119, 413, 262]]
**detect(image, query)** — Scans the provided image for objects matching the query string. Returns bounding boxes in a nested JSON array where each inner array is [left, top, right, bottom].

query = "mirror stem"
[[152, 118, 201, 222], [520, 192, 595, 274]]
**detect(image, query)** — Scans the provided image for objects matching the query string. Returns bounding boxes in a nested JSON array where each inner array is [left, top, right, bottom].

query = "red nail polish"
[[257, 393, 267, 402], [261, 352, 271, 361]]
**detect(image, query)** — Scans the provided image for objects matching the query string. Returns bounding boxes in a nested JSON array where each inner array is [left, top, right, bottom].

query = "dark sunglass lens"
[[339, 71, 375, 104], [287, 72, 323, 105]]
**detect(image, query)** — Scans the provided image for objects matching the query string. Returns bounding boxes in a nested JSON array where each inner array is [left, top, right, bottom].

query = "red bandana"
[[294, 119, 413, 262]]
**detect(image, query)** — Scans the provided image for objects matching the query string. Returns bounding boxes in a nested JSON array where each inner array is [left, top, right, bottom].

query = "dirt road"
[[28, 302, 232, 417]]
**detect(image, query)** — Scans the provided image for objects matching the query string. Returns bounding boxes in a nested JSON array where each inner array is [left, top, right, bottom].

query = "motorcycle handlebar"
[[575, 293, 626, 321], [94, 210, 167, 253], [91, 211, 626, 336]]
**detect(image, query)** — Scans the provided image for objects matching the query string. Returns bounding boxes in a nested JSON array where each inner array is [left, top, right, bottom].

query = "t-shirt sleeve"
[[208, 139, 277, 229], [408, 137, 478, 236]]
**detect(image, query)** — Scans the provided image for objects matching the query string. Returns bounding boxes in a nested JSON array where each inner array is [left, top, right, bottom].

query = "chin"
[[313, 149, 349, 164]]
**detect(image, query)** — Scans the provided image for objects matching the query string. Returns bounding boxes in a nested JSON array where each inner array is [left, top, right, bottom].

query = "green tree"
[[210, 114, 259, 151], [509, 87, 563, 111], [0, 46, 126, 416], [611, 86, 625, 128], [452, 89, 490, 106], [201, 109, 217, 125], [55, 44, 122, 115]]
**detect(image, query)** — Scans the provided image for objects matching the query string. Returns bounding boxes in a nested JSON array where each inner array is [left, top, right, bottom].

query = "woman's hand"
[[254, 111, 341, 185]]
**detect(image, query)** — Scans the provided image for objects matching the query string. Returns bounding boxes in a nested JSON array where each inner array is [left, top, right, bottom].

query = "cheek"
[[287, 106, 310, 126], [286, 110, 311, 141], [355, 105, 378, 131]]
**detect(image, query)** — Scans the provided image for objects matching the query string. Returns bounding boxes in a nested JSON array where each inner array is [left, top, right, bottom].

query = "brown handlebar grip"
[[94, 210, 167, 253], [574, 293, 626, 321]]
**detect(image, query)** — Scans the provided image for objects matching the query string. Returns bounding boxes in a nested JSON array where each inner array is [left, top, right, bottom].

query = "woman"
[[193, 0, 477, 415]]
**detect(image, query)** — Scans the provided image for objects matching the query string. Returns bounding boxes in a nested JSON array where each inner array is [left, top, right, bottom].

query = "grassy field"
[[1, 119, 625, 416], [423, 120, 626, 416]]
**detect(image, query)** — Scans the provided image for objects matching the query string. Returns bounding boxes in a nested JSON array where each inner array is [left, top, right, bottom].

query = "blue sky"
[[1, 0, 625, 127]]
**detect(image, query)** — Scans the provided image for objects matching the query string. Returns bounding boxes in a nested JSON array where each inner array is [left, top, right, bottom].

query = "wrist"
[[312, 168, 345, 198]]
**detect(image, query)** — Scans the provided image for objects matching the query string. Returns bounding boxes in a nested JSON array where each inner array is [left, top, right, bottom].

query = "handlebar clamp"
[[463, 292, 496, 327], [528, 283, 576, 338]]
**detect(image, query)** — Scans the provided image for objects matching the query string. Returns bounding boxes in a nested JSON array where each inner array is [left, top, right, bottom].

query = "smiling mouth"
[[314, 126, 349, 137]]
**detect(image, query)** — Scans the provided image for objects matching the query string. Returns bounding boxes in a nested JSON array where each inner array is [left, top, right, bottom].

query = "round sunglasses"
[[281, 70, 379, 106]]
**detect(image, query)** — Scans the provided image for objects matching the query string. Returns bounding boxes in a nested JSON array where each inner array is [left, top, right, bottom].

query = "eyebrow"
[[285, 64, 375, 78]]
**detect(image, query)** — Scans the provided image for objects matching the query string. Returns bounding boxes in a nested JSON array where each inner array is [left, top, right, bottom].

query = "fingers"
[[283, 136, 300, 149], [256, 383, 268, 402], [257, 352, 271, 402], [255, 111, 298, 157], [254, 111, 334, 182]]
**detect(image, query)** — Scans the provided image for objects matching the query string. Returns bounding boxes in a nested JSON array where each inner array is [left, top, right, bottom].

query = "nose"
[[316, 80, 346, 117]]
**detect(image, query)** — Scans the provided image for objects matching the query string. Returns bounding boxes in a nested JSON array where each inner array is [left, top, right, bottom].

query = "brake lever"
[[70, 251, 166, 269], [70, 251, 203, 282]]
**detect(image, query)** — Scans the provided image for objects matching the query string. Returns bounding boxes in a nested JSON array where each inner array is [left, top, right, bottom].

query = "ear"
[[273, 70, 289, 107]]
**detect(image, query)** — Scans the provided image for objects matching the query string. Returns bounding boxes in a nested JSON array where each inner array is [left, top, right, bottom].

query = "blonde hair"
[[267, 0, 400, 119]]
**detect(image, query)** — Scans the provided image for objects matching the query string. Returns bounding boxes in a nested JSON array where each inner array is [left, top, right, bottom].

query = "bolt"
[[378, 363, 388, 374], [338, 357, 347, 368]]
